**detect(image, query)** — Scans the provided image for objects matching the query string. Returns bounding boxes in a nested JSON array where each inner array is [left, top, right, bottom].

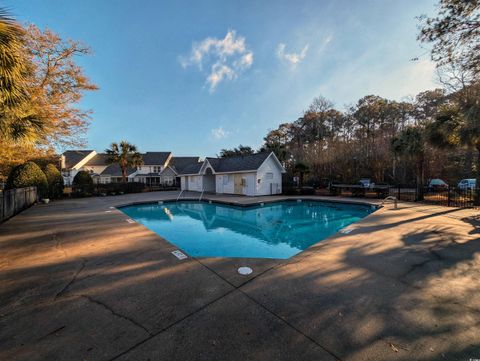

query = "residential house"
[[60, 151, 200, 186], [60, 150, 97, 186], [178, 152, 285, 196], [168, 157, 202, 185], [130, 152, 172, 185]]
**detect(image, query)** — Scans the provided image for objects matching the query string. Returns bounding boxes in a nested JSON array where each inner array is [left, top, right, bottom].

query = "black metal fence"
[[330, 185, 479, 208], [0, 187, 38, 223], [418, 187, 478, 208]]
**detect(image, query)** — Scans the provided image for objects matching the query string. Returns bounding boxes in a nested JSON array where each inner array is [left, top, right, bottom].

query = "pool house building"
[[178, 152, 285, 196]]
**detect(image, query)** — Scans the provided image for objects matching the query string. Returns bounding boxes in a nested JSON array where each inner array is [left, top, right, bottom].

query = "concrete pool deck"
[[0, 191, 479, 360]]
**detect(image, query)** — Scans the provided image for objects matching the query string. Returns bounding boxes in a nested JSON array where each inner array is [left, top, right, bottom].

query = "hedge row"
[[71, 171, 147, 197], [6, 161, 64, 199]]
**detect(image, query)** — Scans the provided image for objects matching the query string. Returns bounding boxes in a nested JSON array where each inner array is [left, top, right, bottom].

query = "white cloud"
[[277, 43, 309, 68], [211, 126, 230, 140], [206, 63, 235, 91], [180, 30, 254, 92]]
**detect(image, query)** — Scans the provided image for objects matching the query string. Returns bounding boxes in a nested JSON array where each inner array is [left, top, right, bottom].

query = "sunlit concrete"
[[0, 191, 479, 360]]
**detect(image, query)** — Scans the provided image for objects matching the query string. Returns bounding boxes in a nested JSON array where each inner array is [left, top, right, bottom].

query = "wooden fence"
[[0, 187, 37, 223]]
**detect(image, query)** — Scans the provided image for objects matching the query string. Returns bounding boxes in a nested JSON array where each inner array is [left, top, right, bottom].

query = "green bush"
[[44, 164, 64, 199], [72, 171, 94, 197], [6, 161, 48, 198]]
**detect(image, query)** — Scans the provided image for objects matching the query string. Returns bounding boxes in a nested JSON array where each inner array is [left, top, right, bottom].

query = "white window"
[[266, 172, 273, 180]]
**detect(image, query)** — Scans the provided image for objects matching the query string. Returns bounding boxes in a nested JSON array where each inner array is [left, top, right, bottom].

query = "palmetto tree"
[[391, 126, 426, 200], [0, 10, 25, 110], [0, 9, 43, 141], [294, 161, 310, 187], [105, 141, 143, 182], [427, 87, 480, 203]]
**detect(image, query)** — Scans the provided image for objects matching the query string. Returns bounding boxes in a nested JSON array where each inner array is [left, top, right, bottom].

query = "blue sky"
[[6, 0, 438, 157]]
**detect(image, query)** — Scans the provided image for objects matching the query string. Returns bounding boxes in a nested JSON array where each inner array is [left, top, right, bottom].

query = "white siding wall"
[[62, 169, 78, 186], [100, 176, 111, 184], [244, 174, 256, 196], [216, 174, 233, 194], [135, 165, 165, 175], [181, 175, 203, 192], [160, 167, 176, 185], [215, 173, 255, 195], [255, 156, 283, 196]]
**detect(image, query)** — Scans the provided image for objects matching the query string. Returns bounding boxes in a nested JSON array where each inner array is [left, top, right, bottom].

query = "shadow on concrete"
[[0, 195, 479, 361], [241, 207, 480, 360]]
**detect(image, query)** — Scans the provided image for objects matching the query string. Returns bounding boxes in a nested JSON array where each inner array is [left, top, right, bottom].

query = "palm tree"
[[105, 141, 143, 182], [0, 10, 25, 109], [294, 161, 310, 187], [427, 88, 480, 204], [391, 126, 426, 200], [0, 9, 43, 141], [457, 86, 480, 192]]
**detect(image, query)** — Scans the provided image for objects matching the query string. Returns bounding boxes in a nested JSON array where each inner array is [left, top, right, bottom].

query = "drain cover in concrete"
[[172, 250, 188, 260], [238, 267, 253, 275]]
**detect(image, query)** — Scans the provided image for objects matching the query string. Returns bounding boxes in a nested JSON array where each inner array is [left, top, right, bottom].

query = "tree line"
[[0, 9, 97, 182], [222, 1, 480, 192], [259, 87, 478, 189]]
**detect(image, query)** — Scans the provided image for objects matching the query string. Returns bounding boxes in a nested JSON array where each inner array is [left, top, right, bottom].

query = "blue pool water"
[[120, 200, 374, 259]]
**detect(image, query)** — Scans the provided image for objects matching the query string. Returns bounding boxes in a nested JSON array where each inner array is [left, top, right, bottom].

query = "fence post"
[[475, 188, 480, 207], [447, 186, 451, 207], [397, 187, 400, 201]]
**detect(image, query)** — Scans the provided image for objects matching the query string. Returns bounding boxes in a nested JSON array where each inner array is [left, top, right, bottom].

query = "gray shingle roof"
[[169, 157, 201, 173], [100, 164, 137, 177], [178, 162, 203, 175], [85, 153, 109, 166], [142, 152, 171, 165], [62, 150, 94, 169], [178, 152, 275, 175], [206, 152, 272, 173]]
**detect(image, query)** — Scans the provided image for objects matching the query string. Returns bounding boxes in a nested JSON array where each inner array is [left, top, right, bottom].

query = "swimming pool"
[[120, 200, 375, 259]]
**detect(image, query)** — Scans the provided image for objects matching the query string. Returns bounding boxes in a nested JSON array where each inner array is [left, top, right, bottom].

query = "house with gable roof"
[[60, 150, 200, 186], [178, 152, 285, 196]]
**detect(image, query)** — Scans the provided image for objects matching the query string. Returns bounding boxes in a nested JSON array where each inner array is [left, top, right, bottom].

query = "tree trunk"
[[392, 157, 396, 182], [416, 154, 424, 201], [122, 166, 127, 183], [475, 145, 480, 206]]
